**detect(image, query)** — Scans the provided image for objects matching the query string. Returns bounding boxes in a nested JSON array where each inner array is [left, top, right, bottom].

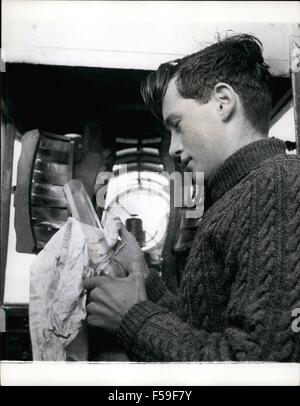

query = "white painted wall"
[[269, 106, 296, 142], [4, 141, 34, 305]]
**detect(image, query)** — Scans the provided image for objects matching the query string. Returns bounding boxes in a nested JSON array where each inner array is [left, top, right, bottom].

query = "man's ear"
[[212, 83, 236, 122]]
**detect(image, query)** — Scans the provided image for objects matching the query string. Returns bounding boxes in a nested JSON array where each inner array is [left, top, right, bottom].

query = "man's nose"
[[169, 133, 183, 158]]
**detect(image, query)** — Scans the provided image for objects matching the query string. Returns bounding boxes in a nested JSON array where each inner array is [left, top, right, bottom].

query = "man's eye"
[[173, 121, 181, 130]]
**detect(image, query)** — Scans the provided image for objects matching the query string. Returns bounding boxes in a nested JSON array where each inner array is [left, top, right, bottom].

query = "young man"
[[83, 34, 300, 361]]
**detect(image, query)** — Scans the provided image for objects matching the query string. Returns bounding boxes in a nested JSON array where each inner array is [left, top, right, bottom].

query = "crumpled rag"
[[29, 217, 121, 361]]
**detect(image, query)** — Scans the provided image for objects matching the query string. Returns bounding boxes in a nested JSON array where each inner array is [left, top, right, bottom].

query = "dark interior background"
[[3, 63, 292, 146], [3, 63, 164, 146]]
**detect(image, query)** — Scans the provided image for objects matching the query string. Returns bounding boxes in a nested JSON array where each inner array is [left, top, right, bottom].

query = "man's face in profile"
[[162, 77, 229, 180]]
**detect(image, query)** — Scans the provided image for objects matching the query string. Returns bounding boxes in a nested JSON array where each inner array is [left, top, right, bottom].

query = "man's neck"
[[206, 137, 285, 205], [226, 124, 267, 160]]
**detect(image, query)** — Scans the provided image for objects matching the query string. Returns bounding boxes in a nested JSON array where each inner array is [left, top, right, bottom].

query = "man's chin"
[[190, 167, 207, 183], [184, 161, 207, 183]]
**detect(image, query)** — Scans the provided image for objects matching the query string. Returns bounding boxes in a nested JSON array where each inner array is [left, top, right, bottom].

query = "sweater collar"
[[206, 137, 286, 204]]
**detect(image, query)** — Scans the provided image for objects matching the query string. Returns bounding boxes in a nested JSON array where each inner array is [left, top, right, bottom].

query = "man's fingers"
[[116, 221, 129, 237], [83, 276, 101, 291], [83, 278, 95, 291], [83, 275, 116, 293], [86, 315, 105, 328], [115, 219, 136, 241], [86, 301, 99, 315], [110, 258, 128, 277]]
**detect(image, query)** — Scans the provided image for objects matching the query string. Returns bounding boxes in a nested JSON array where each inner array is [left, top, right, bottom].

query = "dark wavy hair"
[[141, 33, 272, 135]]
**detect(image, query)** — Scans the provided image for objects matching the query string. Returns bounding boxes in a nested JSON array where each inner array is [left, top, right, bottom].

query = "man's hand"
[[83, 219, 150, 334], [111, 220, 150, 279], [83, 270, 147, 334]]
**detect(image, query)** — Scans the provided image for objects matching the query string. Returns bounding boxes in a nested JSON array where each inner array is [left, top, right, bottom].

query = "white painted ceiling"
[[2, 1, 300, 75]]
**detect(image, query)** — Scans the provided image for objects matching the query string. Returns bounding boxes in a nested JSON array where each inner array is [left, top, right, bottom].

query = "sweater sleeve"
[[118, 159, 300, 361], [145, 269, 178, 312]]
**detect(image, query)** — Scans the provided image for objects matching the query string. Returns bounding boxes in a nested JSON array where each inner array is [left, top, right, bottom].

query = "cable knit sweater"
[[118, 138, 300, 362]]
